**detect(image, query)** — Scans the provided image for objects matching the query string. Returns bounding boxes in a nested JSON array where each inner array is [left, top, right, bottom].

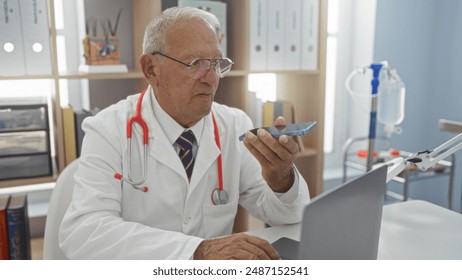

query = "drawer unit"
[[0, 154, 52, 180], [0, 106, 48, 132], [0, 131, 49, 156], [0, 97, 52, 182]]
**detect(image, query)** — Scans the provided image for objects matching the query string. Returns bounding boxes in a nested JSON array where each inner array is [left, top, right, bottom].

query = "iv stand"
[[366, 64, 383, 171]]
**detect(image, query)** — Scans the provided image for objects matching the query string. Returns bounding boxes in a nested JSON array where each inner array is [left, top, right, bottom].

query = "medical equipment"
[[113, 87, 228, 205], [345, 61, 406, 171], [377, 67, 406, 137], [377, 130, 462, 183], [210, 114, 228, 205], [114, 87, 149, 192], [406, 133, 462, 172]]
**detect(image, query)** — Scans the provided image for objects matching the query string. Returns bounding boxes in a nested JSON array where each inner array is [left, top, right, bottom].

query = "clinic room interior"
[[0, 0, 461, 260]]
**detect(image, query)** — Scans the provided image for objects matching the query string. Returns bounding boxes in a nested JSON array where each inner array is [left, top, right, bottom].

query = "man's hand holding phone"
[[242, 117, 314, 193], [239, 121, 316, 141]]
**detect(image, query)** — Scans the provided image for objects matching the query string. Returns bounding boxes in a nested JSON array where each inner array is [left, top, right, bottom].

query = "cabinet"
[[0, 98, 52, 181], [0, 0, 327, 201]]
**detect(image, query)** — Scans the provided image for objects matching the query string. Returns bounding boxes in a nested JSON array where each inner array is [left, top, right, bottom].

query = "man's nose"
[[201, 64, 220, 84]]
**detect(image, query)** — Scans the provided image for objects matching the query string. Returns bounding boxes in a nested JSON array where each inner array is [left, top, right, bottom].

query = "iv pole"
[[366, 63, 383, 171]]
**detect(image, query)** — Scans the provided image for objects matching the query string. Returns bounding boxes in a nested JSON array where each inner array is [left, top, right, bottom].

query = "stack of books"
[[0, 194, 31, 260], [61, 106, 94, 165]]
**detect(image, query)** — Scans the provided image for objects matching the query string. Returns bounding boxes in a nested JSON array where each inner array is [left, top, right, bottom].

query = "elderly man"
[[60, 6, 309, 260]]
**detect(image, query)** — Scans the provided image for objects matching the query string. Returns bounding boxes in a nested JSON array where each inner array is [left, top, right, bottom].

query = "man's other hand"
[[193, 233, 280, 260]]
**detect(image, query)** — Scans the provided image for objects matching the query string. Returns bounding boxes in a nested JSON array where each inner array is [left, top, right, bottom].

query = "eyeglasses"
[[152, 51, 234, 80]]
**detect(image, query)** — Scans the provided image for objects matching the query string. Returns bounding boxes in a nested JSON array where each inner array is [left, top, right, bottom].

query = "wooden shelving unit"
[[0, 0, 327, 199]]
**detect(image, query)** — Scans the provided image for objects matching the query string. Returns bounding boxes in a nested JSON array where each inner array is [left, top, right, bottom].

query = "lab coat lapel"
[[136, 87, 187, 180], [150, 129, 186, 179], [189, 114, 221, 191]]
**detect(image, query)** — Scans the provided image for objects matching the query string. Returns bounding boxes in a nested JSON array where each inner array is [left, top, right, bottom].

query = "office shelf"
[[1, 0, 327, 202]]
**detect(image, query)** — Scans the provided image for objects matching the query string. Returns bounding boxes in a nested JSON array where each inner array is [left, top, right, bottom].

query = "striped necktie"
[[176, 130, 196, 181]]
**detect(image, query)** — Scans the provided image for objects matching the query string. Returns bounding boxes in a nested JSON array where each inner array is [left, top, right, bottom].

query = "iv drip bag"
[[345, 61, 406, 137], [377, 68, 406, 136]]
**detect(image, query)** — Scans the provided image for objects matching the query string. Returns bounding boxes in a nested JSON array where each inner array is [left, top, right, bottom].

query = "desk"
[[248, 200, 462, 260]]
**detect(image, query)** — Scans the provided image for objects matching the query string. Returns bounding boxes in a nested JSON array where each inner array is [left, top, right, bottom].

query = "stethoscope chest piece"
[[211, 188, 228, 205]]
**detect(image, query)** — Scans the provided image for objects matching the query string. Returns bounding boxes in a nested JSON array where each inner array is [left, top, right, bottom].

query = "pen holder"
[[82, 35, 120, 65]]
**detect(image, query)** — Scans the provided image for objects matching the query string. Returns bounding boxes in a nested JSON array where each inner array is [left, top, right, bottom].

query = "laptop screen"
[[273, 165, 388, 260]]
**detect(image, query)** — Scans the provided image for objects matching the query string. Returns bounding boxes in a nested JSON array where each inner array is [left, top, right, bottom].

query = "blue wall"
[[374, 0, 462, 212]]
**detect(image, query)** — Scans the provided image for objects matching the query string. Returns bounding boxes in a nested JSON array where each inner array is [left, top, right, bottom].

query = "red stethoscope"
[[114, 87, 228, 205]]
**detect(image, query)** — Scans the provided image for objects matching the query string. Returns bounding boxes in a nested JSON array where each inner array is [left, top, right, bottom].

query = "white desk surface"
[[248, 200, 462, 260]]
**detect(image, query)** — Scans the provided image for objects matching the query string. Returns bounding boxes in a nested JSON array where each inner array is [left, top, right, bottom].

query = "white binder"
[[0, 0, 26, 76], [267, 0, 285, 71], [301, 0, 319, 71], [178, 0, 227, 57], [249, 0, 268, 71], [284, 0, 302, 70], [19, 0, 52, 75]]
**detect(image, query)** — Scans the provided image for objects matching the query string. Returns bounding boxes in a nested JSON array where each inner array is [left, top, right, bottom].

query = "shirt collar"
[[150, 87, 204, 145]]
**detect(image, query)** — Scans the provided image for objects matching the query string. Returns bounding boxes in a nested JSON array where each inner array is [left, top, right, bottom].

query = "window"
[[323, 0, 378, 172], [248, 73, 277, 102], [324, 0, 339, 154]]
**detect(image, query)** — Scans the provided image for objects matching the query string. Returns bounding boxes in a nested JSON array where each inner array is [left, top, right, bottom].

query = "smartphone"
[[238, 121, 317, 141]]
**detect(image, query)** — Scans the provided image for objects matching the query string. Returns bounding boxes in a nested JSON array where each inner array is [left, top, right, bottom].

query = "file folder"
[[178, 0, 227, 56], [62, 106, 77, 165], [301, 0, 319, 70], [267, 0, 285, 71], [249, 0, 268, 71], [262, 101, 274, 126], [0, 0, 26, 76], [284, 0, 302, 70], [19, 0, 52, 75]]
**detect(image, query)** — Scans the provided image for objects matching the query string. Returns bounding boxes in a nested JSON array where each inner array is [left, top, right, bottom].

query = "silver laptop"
[[272, 165, 387, 260]]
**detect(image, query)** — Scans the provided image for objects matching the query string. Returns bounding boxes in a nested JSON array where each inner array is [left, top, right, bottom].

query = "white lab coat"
[[60, 87, 310, 259]]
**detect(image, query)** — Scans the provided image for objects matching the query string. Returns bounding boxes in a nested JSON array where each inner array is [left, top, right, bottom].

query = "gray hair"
[[142, 6, 222, 54]]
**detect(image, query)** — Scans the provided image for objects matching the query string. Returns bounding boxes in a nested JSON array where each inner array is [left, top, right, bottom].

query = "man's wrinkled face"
[[151, 19, 222, 128]]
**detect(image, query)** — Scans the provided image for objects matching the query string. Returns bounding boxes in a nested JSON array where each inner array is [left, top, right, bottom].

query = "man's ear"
[[140, 54, 156, 80]]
